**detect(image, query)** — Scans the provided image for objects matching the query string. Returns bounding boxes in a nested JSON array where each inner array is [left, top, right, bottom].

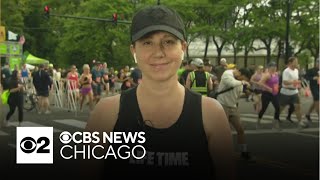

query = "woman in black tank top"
[[85, 5, 235, 180]]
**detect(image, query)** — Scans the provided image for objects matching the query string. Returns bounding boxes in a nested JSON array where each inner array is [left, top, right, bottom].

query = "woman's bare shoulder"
[[202, 96, 224, 112], [86, 94, 120, 133], [201, 96, 229, 137]]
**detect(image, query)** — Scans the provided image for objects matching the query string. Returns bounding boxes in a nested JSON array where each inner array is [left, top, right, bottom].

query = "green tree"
[[291, 0, 319, 63], [4, 0, 318, 69], [250, 0, 286, 64], [55, 0, 135, 69]]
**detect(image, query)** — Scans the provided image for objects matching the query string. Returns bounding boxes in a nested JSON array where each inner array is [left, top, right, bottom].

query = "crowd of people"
[[177, 56, 319, 160], [0, 61, 142, 127]]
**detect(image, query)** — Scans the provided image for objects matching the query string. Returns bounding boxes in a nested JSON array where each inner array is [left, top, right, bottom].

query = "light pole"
[[285, 0, 292, 63]]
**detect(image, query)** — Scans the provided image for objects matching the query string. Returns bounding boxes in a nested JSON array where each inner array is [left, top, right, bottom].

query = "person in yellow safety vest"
[[186, 58, 213, 96]]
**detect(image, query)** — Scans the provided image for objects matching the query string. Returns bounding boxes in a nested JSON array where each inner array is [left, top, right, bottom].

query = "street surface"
[[0, 95, 318, 179]]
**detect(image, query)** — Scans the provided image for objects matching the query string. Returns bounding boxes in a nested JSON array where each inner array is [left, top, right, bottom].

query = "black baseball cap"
[[131, 5, 185, 43]]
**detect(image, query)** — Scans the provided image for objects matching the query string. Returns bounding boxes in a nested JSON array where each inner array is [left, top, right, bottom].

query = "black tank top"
[[103, 87, 215, 179]]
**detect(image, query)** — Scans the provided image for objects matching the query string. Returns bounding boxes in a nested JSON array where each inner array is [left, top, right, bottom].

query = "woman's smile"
[[149, 62, 171, 71]]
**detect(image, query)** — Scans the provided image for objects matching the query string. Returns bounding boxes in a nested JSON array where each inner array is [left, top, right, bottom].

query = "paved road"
[[0, 95, 318, 179], [236, 96, 318, 180]]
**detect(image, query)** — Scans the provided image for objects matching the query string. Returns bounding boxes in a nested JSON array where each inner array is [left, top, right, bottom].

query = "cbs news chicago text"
[[17, 127, 146, 164]]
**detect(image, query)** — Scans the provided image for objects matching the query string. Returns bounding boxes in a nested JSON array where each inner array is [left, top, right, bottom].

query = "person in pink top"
[[67, 65, 80, 107], [257, 62, 280, 130], [67, 65, 79, 91]]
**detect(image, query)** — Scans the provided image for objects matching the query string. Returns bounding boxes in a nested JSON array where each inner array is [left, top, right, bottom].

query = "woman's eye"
[[142, 41, 152, 46], [163, 40, 176, 46]]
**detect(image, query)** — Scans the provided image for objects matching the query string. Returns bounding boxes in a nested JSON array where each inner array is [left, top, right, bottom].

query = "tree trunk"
[[186, 45, 190, 60], [212, 36, 226, 65], [244, 46, 249, 67], [276, 41, 281, 69], [232, 42, 237, 64], [261, 38, 273, 64], [217, 47, 223, 65], [204, 36, 209, 59], [266, 47, 271, 64]]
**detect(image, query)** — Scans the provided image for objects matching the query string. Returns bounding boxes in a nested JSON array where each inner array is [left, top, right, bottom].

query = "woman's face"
[[71, 66, 76, 72], [268, 66, 277, 73], [83, 67, 90, 73], [131, 31, 186, 82], [257, 68, 263, 73]]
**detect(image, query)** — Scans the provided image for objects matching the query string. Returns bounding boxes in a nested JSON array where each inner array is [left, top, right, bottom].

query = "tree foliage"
[[2, 0, 318, 68]]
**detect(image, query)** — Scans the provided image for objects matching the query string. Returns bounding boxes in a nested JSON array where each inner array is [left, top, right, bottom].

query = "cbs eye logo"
[[20, 136, 50, 154], [59, 131, 72, 144], [16, 127, 53, 164]]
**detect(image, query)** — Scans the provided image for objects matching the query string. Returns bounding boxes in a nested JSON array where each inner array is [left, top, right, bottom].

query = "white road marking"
[[232, 127, 319, 138], [241, 113, 319, 123], [0, 130, 8, 136]]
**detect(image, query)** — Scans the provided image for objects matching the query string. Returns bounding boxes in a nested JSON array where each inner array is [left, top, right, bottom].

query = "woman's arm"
[[83, 95, 120, 179], [202, 97, 235, 180], [250, 72, 259, 85]]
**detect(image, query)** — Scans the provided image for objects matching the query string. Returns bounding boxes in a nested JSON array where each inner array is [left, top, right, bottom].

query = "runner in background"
[[305, 59, 319, 121], [79, 64, 94, 112]]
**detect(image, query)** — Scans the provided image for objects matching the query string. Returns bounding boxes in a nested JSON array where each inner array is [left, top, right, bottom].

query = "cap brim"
[[194, 64, 203, 67], [132, 25, 184, 42]]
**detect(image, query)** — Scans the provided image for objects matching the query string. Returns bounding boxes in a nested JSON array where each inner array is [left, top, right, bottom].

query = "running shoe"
[[306, 115, 312, 122]]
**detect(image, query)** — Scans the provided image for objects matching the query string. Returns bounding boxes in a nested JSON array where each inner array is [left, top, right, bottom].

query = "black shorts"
[[109, 79, 115, 88], [279, 93, 300, 106], [37, 90, 49, 97], [92, 84, 102, 96]]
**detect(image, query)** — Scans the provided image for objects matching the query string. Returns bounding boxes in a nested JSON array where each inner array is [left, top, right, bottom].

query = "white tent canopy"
[[25, 64, 35, 70]]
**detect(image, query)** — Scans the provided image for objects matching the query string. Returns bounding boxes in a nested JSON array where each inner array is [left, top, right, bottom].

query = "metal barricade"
[[66, 79, 79, 116]]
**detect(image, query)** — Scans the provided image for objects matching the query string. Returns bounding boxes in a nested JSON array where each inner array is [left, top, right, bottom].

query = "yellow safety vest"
[[190, 71, 209, 96]]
